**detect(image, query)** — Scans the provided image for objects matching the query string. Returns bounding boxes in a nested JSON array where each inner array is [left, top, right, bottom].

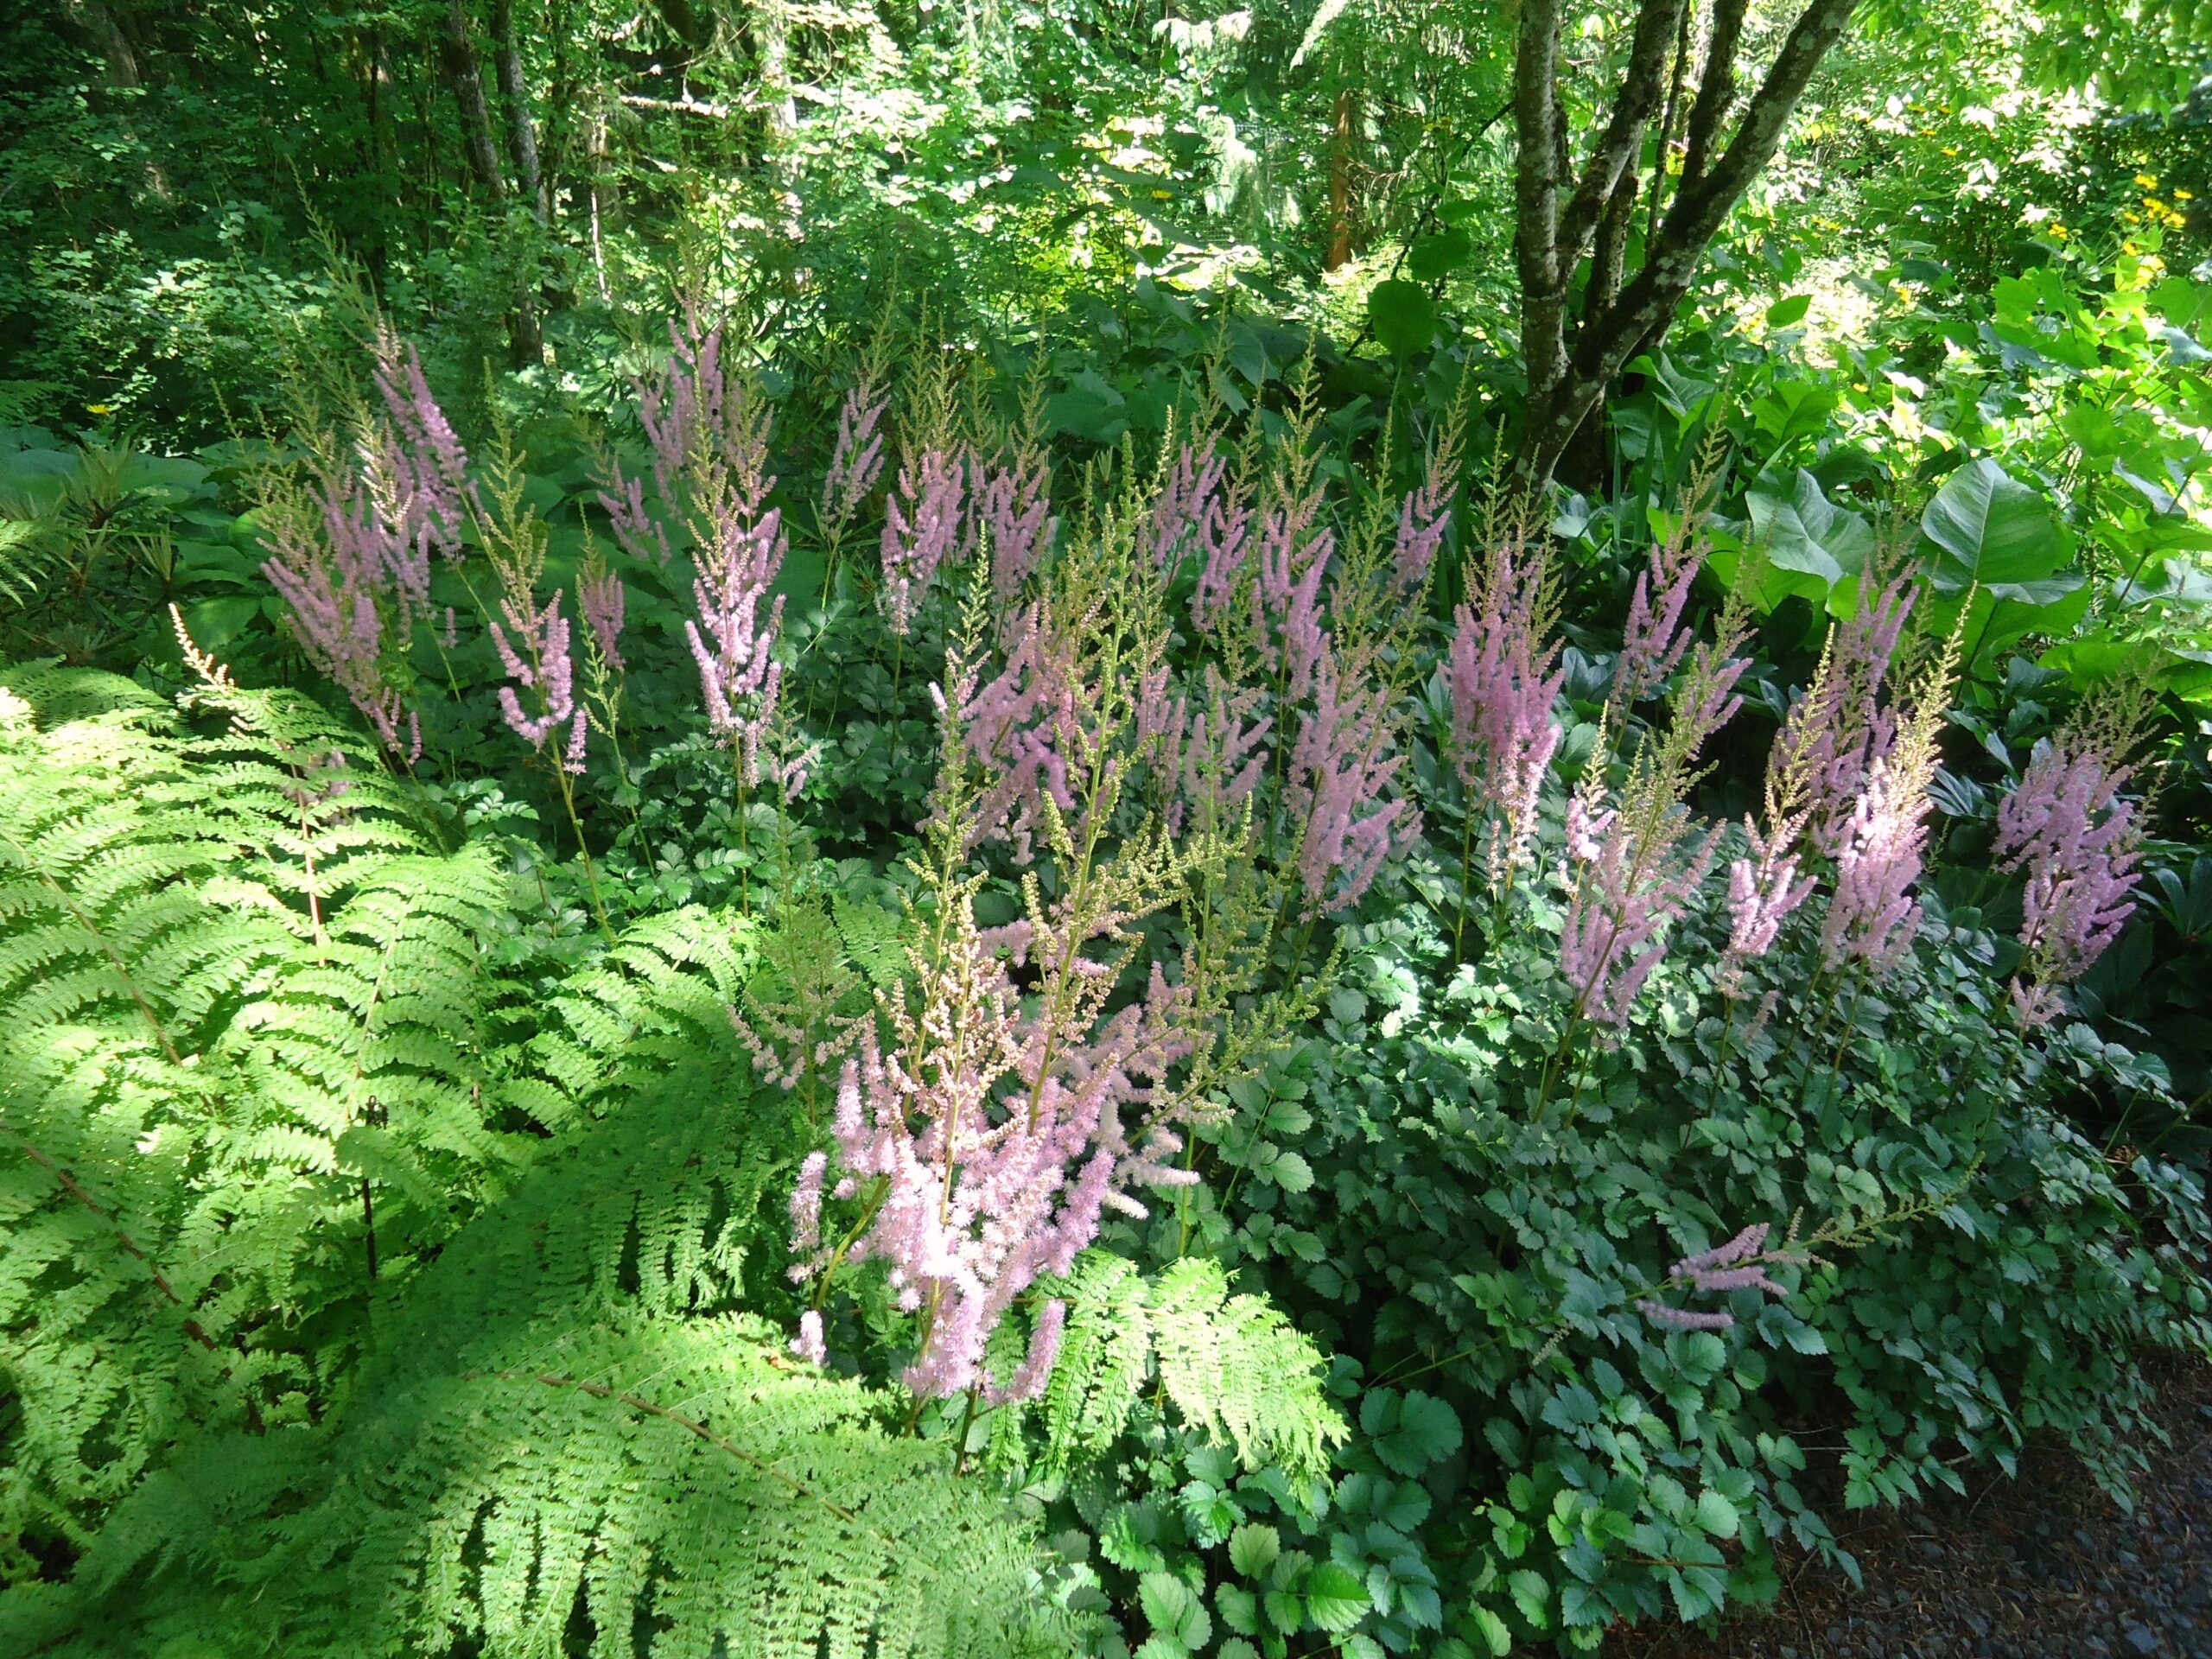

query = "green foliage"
[[1035, 1254, 1345, 1481], [0, 668, 1066, 1658]]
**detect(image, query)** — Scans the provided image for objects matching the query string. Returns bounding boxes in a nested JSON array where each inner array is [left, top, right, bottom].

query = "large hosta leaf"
[[1746, 468, 1875, 610], [1919, 459, 2076, 602]]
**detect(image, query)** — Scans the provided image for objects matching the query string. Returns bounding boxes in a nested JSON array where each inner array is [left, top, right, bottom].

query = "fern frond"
[[1038, 1253, 1344, 1480]]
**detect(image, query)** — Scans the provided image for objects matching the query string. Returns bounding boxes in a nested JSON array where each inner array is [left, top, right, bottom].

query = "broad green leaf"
[[1364, 1389, 1463, 1475], [1746, 467, 1875, 602], [1303, 1561, 1368, 1632], [1229, 1522, 1281, 1577], [1764, 294, 1812, 328], [1468, 1604, 1514, 1656], [1140, 1571, 1211, 1649], [1919, 459, 2068, 598], [1408, 228, 1472, 283], [1368, 281, 1435, 358], [1046, 371, 1130, 444], [1693, 1489, 1740, 1539]]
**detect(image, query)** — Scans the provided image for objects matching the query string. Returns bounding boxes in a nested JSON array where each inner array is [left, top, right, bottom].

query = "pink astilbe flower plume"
[[1251, 459, 1334, 701], [368, 328, 474, 566], [686, 499, 789, 788], [1637, 1223, 1796, 1332], [578, 567, 626, 672], [975, 446, 1053, 598], [1390, 473, 1452, 594], [1189, 477, 1256, 637], [807, 923, 1198, 1402], [880, 447, 966, 633], [1447, 535, 1565, 887], [490, 591, 587, 772], [1992, 728, 2145, 1025], [1559, 588, 1749, 1029], [1287, 648, 1418, 917], [262, 335, 481, 766], [821, 385, 887, 531], [1150, 441, 1229, 570], [1719, 827, 1815, 994], [961, 601, 1083, 857], [263, 480, 420, 762], [1560, 786, 1718, 1028], [1819, 627, 1959, 976], [1612, 524, 1704, 709]]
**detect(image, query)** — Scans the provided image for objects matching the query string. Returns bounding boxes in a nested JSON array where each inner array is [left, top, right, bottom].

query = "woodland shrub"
[[1, 303, 2209, 1658]]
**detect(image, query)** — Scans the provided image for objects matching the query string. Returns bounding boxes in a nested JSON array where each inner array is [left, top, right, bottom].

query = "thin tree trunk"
[[1512, 0, 1569, 411], [441, 0, 543, 362], [66, 0, 174, 201], [586, 95, 614, 301], [757, 0, 798, 175], [440, 0, 509, 201], [1326, 86, 1355, 270], [1645, 0, 1698, 245], [491, 0, 548, 224]]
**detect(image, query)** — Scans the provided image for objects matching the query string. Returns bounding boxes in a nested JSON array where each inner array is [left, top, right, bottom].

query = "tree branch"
[[1514, 0, 1569, 401], [1556, 0, 1688, 269], [1521, 0, 1859, 482], [1679, 0, 1748, 196]]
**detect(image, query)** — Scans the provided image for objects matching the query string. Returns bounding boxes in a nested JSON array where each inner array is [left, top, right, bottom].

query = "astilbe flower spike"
[[962, 601, 1083, 857], [1719, 827, 1815, 994], [808, 922, 1198, 1402], [264, 481, 419, 762], [1447, 535, 1565, 887], [975, 444, 1053, 598], [1251, 458, 1333, 701], [1992, 733, 2144, 1025], [1793, 573, 1916, 855], [1150, 441, 1229, 570], [686, 502, 788, 788], [1390, 471, 1452, 594], [1189, 477, 1256, 637], [880, 448, 966, 633], [821, 385, 887, 531], [1559, 785, 1718, 1029], [490, 592, 587, 772], [1637, 1223, 1793, 1332], [1819, 628, 1959, 975], [1287, 648, 1417, 917], [1612, 522, 1703, 709], [1559, 593, 1748, 1029], [368, 328, 474, 566], [578, 567, 626, 672]]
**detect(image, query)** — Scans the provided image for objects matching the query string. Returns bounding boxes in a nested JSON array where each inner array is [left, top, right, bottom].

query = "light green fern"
[[0, 664, 1070, 1659], [1036, 1253, 1346, 1481]]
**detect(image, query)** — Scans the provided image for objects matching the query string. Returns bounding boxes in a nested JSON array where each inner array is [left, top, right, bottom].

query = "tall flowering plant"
[[1992, 688, 2152, 1026], [261, 332, 479, 765], [785, 571, 1236, 1402]]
